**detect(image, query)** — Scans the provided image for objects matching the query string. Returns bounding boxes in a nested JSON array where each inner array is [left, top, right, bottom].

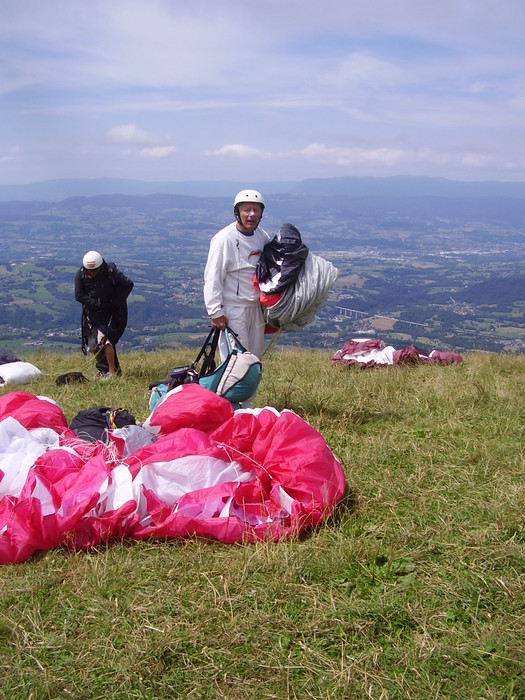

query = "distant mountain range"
[[2, 175, 525, 203], [0, 178, 293, 202]]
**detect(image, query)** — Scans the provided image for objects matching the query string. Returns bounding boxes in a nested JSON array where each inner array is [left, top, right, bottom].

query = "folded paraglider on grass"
[[0, 384, 346, 565], [332, 338, 463, 368]]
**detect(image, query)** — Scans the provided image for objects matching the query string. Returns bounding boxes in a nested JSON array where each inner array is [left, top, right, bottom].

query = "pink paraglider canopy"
[[332, 338, 463, 368], [0, 384, 346, 564]]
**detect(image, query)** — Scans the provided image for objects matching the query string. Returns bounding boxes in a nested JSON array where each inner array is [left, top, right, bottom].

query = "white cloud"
[[140, 146, 176, 159], [325, 52, 403, 90], [106, 123, 175, 160], [299, 142, 516, 175], [107, 124, 154, 144], [0, 145, 23, 163], [205, 144, 279, 160], [301, 143, 404, 167]]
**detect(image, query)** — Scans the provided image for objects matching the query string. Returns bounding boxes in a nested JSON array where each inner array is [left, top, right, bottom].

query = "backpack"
[[148, 327, 262, 412], [69, 406, 136, 443], [56, 371, 88, 385], [198, 327, 262, 407]]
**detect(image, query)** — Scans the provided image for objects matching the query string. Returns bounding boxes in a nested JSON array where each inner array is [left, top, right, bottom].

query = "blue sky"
[[1, 0, 524, 185]]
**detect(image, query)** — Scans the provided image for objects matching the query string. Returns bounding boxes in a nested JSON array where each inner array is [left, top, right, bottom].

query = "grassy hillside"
[[1, 347, 524, 699]]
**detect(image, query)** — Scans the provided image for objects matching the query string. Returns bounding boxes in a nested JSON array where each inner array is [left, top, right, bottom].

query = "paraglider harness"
[[81, 310, 109, 358], [81, 309, 121, 375], [149, 327, 262, 410]]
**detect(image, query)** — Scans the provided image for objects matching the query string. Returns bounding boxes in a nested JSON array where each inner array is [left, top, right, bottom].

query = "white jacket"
[[204, 222, 270, 318]]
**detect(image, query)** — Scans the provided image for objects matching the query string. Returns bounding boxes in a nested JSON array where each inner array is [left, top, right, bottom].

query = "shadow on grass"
[[329, 486, 358, 523]]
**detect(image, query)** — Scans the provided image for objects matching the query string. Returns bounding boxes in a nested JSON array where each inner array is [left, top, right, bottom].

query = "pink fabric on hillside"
[[332, 338, 463, 368], [0, 386, 345, 564]]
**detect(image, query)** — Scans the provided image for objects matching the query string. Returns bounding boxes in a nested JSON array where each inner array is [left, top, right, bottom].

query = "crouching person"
[[75, 250, 134, 380]]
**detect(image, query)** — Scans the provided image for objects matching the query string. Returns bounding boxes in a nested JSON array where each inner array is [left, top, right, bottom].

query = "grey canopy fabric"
[[256, 222, 339, 332]]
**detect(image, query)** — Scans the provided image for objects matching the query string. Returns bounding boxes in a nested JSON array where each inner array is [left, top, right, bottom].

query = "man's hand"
[[211, 315, 228, 330]]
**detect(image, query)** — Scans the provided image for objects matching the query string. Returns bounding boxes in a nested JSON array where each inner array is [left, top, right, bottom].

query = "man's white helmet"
[[233, 189, 265, 211], [82, 250, 103, 270]]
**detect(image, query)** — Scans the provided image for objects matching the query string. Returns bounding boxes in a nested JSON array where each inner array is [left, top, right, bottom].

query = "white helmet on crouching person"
[[82, 250, 103, 270], [233, 189, 265, 223]]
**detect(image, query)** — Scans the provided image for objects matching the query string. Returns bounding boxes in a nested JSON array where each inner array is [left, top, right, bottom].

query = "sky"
[[1, 0, 525, 185]]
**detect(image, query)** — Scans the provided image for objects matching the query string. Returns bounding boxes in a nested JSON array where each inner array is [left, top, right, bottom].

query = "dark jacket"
[[256, 223, 309, 294], [75, 261, 134, 344]]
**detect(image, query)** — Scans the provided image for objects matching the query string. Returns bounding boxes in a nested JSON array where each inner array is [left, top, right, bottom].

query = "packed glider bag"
[[255, 223, 339, 331], [150, 327, 262, 411], [0, 361, 42, 386], [0, 387, 346, 564], [69, 406, 136, 443], [198, 327, 262, 406]]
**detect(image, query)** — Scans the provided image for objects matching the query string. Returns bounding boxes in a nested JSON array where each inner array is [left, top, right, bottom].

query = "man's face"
[[237, 202, 263, 233], [85, 266, 101, 278]]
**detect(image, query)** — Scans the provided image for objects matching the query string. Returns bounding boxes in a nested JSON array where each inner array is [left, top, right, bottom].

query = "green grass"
[[1, 348, 524, 699]]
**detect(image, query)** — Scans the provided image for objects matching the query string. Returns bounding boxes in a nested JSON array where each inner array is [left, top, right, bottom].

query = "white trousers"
[[219, 303, 265, 408], [220, 303, 265, 360]]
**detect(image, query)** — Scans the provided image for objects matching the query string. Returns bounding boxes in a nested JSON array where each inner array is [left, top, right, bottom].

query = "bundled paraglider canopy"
[[257, 223, 309, 296], [0, 385, 346, 564], [0, 349, 42, 386], [255, 223, 339, 332], [332, 338, 463, 368]]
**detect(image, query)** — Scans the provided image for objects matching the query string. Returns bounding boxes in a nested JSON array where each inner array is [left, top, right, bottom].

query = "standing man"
[[75, 250, 134, 380], [203, 189, 270, 362]]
